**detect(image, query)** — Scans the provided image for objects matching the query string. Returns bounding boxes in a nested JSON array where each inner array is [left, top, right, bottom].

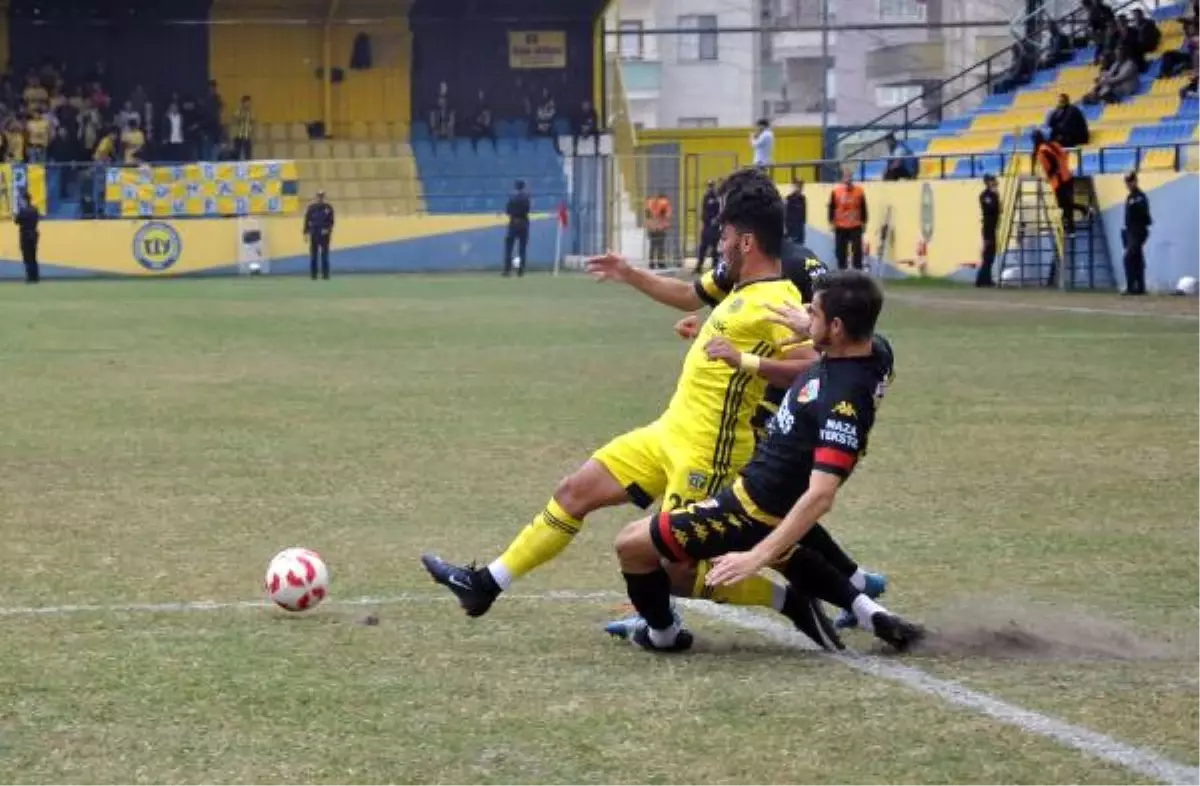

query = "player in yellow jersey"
[[421, 168, 830, 631]]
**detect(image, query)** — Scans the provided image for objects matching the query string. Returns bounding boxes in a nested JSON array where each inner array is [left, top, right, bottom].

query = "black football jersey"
[[739, 335, 894, 518]]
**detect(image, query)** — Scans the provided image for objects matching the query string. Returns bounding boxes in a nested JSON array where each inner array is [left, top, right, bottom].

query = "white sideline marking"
[[3, 589, 1196, 784], [0, 590, 620, 618], [682, 601, 1200, 786], [889, 292, 1199, 321]]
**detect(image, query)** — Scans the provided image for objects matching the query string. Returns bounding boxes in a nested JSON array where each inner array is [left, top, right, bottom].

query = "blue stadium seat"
[[1152, 3, 1186, 20], [434, 139, 454, 157], [1029, 69, 1059, 88], [937, 116, 974, 133], [1080, 151, 1101, 176], [411, 121, 431, 142], [1081, 103, 1105, 121], [1177, 96, 1199, 119], [1098, 148, 1136, 173], [905, 137, 931, 155], [553, 117, 571, 136], [860, 160, 888, 180], [1128, 125, 1159, 146], [1069, 46, 1096, 65], [977, 93, 1015, 112], [412, 139, 434, 159]]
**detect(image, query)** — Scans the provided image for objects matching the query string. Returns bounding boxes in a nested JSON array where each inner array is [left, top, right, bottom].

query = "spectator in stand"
[[6, 115, 25, 163], [22, 71, 47, 109], [78, 98, 101, 157], [1183, 72, 1199, 99], [89, 81, 110, 113], [86, 128, 118, 218], [181, 96, 203, 160], [882, 133, 915, 180], [48, 125, 75, 198], [470, 90, 494, 150], [430, 81, 454, 140], [1080, 0, 1116, 60], [993, 41, 1038, 93], [534, 87, 557, 145], [26, 106, 49, 162], [122, 117, 146, 165], [1160, 19, 1197, 78], [93, 127, 117, 164], [116, 99, 139, 131], [1083, 41, 1140, 103], [163, 100, 186, 163], [1038, 19, 1073, 70], [231, 95, 254, 160], [1046, 93, 1089, 147], [573, 99, 599, 155], [751, 118, 775, 167], [1130, 9, 1160, 64], [130, 84, 153, 144]]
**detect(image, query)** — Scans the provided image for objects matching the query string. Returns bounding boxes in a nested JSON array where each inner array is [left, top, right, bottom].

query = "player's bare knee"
[[664, 562, 698, 597], [554, 461, 625, 519], [614, 520, 655, 569]]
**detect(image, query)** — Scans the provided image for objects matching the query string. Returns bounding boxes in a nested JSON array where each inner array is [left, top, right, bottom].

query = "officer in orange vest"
[[827, 169, 868, 270], [645, 193, 672, 270], [1032, 129, 1087, 235]]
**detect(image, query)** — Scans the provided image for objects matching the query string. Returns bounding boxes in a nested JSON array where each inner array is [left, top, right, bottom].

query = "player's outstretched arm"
[[706, 471, 840, 586], [704, 338, 819, 388], [587, 253, 703, 311]]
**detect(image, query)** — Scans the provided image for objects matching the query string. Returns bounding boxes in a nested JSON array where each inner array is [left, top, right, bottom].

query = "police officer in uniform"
[[504, 179, 531, 277], [14, 188, 39, 284], [695, 180, 721, 275], [977, 174, 1000, 287], [303, 190, 335, 280], [785, 178, 807, 246], [1121, 171, 1151, 296]]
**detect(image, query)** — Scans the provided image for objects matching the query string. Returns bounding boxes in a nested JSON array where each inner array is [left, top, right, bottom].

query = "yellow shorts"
[[592, 420, 730, 512]]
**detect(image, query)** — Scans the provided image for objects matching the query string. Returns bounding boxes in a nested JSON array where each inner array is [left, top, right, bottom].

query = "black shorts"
[[649, 487, 776, 563]]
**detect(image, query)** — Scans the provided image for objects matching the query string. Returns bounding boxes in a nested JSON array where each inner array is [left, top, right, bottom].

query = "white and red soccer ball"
[[265, 548, 330, 611]]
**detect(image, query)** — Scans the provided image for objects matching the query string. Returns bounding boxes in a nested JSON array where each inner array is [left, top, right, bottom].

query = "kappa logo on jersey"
[[774, 397, 796, 434], [687, 471, 708, 491], [820, 418, 859, 449], [797, 379, 820, 403], [832, 400, 857, 419], [727, 297, 744, 314]]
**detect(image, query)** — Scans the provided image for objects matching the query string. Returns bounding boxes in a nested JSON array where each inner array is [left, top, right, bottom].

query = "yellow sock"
[[693, 561, 784, 610], [492, 498, 583, 587]]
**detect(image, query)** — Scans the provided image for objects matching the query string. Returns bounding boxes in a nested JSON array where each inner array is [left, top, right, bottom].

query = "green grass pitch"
[[0, 274, 1195, 783]]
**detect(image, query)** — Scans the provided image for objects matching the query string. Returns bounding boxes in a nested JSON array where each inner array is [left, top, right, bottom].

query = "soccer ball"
[[1175, 276, 1198, 296], [264, 548, 330, 611], [247, 261, 263, 276]]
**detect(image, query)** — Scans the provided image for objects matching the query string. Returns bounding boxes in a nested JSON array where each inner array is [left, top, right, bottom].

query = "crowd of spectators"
[[426, 78, 601, 155], [0, 60, 261, 173]]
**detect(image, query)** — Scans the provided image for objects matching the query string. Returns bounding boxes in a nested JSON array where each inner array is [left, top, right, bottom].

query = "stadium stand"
[[857, 2, 1197, 181]]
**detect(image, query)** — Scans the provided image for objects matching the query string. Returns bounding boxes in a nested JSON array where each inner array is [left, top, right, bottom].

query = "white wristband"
[[739, 354, 762, 374]]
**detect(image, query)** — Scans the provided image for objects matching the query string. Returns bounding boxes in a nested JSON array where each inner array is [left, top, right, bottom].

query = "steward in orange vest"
[[828, 173, 868, 270], [1032, 129, 1087, 235], [646, 193, 672, 270]]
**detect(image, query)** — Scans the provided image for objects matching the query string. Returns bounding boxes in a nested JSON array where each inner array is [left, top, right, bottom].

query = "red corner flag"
[[557, 201, 569, 228]]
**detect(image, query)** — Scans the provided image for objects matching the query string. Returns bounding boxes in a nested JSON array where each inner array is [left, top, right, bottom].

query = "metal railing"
[[832, 0, 1167, 163]]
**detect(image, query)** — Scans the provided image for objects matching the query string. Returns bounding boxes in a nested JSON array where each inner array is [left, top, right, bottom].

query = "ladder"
[[997, 175, 1114, 290]]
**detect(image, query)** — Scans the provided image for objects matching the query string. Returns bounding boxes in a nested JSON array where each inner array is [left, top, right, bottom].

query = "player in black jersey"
[[612, 270, 924, 653]]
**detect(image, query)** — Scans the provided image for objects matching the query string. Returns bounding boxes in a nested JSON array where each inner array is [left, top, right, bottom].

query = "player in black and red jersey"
[[610, 269, 924, 653]]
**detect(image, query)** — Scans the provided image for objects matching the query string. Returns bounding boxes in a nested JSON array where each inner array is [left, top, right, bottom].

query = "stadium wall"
[[792, 173, 1199, 292], [0, 215, 558, 279]]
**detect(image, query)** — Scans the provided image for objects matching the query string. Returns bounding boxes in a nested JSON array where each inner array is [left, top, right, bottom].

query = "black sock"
[[476, 567, 502, 595], [622, 568, 675, 630], [801, 523, 859, 578], [783, 547, 859, 611]]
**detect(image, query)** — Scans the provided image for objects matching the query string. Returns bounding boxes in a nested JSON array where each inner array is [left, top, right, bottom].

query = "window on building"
[[678, 14, 719, 61], [874, 84, 924, 107], [878, 0, 926, 22], [678, 116, 719, 128], [618, 20, 644, 60]]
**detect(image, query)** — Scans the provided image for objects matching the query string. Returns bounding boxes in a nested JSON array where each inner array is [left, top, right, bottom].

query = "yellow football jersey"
[[658, 276, 802, 479]]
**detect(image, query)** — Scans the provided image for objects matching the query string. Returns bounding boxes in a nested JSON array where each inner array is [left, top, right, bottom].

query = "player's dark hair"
[[815, 270, 883, 341], [717, 167, 784, 258]]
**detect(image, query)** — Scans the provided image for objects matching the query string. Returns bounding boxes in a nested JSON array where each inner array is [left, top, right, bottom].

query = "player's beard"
[[724, 243, 745, 282]]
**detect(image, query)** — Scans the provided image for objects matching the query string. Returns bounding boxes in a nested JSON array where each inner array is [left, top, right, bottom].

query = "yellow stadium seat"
[[1088, 127, 1130, 147], [349, 121, 370, 140], [332, 141, 352, 160], [292, 142, 313, 160], [371, 141, 396, 158], [1006, 155, 1034, 176], [1151, 76, 1191, 96], [918, 157, 955, 178], [360, 180, 381, 198], [375, 159, 402, 179], [295, 161, 320, 180], [1141, 148, 1177, 170], [355, 160, 377, 179], [310, 141, 333, 159], [322, 182, 342, 200], [336, 161, 358, 180], [342, 182, 363, 200], [368, 121, 391, 140], [268, 123, 288, 142], [1101, 96, 1179, 122], [1055, 65, 1099, 85], [351, 142, 372, 159], [1012, 90, 1058, 109], [252, 123, 270, 143], [972, 109, 1046, 131], [288, 123, 308, 142], [380, 180, 402, 198]]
